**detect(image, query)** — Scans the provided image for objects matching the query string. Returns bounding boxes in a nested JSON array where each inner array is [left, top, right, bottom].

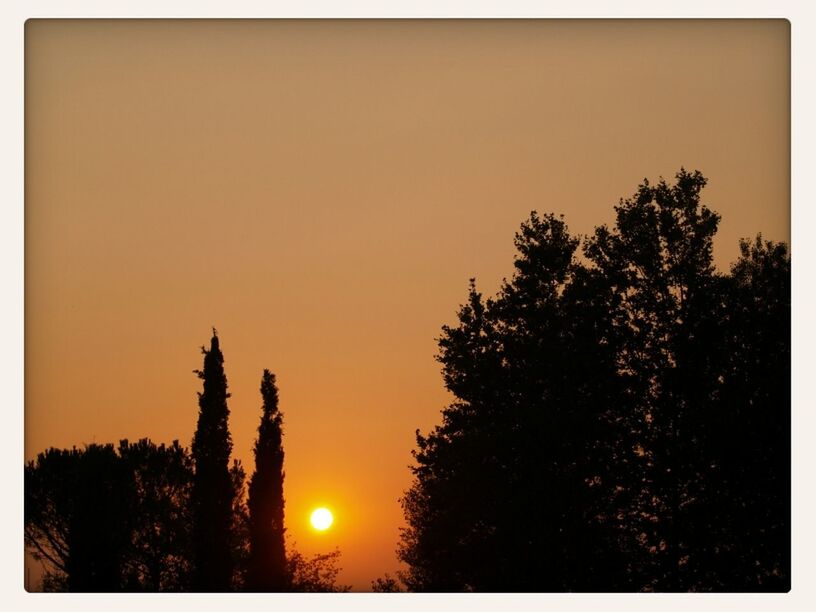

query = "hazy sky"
[[25, 19, 789, 590]]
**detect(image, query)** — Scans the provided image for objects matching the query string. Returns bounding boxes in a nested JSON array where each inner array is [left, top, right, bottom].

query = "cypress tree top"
[[192, 329, 232, 466]]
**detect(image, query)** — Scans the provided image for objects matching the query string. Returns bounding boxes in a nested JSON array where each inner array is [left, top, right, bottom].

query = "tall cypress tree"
[[247, 370, 289, 591], [191, 329, 234, 591]]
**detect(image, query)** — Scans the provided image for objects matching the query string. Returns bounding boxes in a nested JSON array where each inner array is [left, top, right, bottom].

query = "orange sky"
[[24, 19, 789, 590]]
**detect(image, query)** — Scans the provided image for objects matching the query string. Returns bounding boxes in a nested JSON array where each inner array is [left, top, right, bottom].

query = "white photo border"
[[3, 2, 813, 611]]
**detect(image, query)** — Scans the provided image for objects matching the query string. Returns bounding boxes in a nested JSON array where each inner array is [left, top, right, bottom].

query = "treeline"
[[25, 169, 789, 593], [25, 333, 349, 592], [397, 169, 790, 592]]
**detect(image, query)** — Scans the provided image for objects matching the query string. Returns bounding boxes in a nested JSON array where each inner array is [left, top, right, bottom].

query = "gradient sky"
[[25, 19, 789, 590]]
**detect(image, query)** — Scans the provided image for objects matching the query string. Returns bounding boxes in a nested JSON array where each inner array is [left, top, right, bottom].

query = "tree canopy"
[[26, 439, 192, 591], [399, 169, 790, 592]]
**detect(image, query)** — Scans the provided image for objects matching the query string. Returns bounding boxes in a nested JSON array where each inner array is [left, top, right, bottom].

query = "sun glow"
[[310, 507, 334, 531]]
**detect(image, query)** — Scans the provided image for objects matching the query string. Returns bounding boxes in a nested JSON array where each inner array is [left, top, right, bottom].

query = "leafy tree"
[[25, 439, 196, 592], [247, 370, 289, 591], [583, 169, 725, 590], [581, 169, 792, 591], [400, 170, 789, 592], [694, 236, 791, 590], [25, 448, 75, 586], [371, 573, 405, 592], [25, 444, 135, 591], [287, 548, 351, 592], [190, 329, 235, 591], [117, 439, 194, 591], [400, 213, 625, 591]]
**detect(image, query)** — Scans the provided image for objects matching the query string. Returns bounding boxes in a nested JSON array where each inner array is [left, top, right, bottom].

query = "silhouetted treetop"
[[191, 330, 235, 591], [247, 369, 289, 591], [25, 439, 194, 592], [192, 330, 232, 465], [400, 169, 789, 592]]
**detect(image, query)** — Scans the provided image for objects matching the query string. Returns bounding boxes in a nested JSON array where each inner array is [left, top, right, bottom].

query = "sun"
[[310, 507, 334, 531]]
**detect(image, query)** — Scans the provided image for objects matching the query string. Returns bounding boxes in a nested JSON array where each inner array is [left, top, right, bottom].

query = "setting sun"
[[310, 507, 334, 531]]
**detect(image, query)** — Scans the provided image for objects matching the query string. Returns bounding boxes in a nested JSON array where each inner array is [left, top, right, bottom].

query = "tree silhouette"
[[117, 439, 194, 591], [400, 213, 625, 591], [246, 370, 289, 591], [25, 444, 134, 591], [23, 179, 787, 592], [190, 329, 235, 591], [287, 548, 351, 592], [371, 573, 405, 592], [400, 170, 790, 592], [694, 236, 791, 590], [25, 333, 353, 593], [228, 458, 250, 590], [25, 436, 353, 593], [25, 439, 192, 591], [583, 169, 725, 590]]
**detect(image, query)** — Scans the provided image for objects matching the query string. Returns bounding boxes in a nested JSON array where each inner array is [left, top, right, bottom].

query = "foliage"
[[697, 235, 790, 590], [118, 439, 194, 591], [371, 573, 405, 592], [399, 213, 625, 591], [288, 548, 351, 592], [247, 370, 289, 591], [399, 169, 790, 592], [26, 333, 351, 593], [25, 436, 350, 593], [25, 439, 193, 591], [25, 444, 134, 591], [229, 458, 250, 590], [190, 329, 235, 591]]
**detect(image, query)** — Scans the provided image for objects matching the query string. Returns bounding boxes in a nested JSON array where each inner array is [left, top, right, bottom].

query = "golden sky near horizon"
[[25, 19, 789, 590]]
